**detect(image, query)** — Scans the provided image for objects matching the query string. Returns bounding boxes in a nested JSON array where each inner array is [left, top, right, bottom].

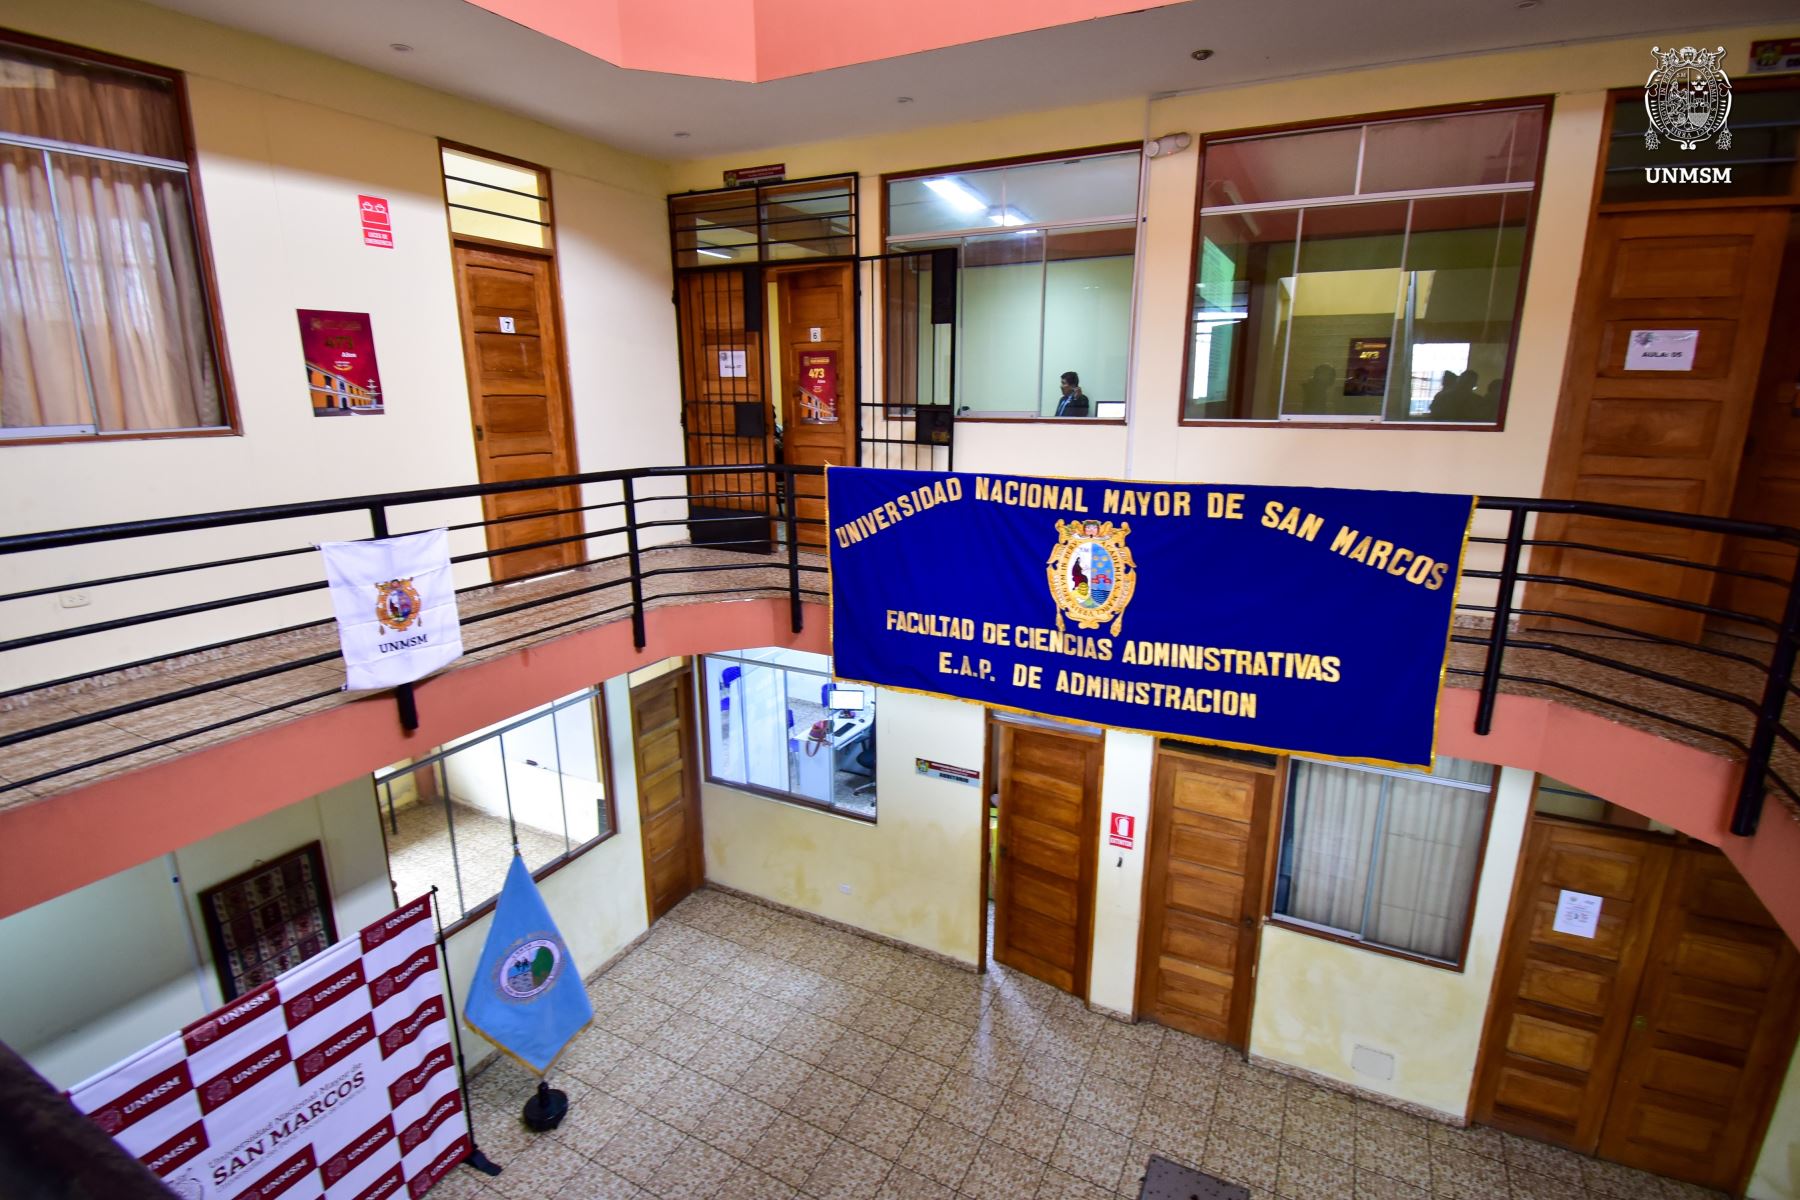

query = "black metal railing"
[[2, 470, 1798, 839]]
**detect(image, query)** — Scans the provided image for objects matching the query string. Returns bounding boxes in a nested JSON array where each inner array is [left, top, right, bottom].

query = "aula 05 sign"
[[826, 467, 1475, 768]]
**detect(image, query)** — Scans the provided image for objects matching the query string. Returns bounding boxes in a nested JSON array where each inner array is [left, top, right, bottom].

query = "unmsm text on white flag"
[[463, 854, 594, 1075], [320, 527, 463, 691]]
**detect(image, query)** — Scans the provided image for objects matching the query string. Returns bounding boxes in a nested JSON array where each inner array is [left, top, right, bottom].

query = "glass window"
[[1599, 85, 1800, 204], [1185, 105, 1544, 426], [703, 648, 877, 820], [670, 175, 856, 268], [889, 150, 1140, 419], [0, 38, 226, 440], [373, 687, 612, 925], [441, 145, 551, 249], [1273, 755, 1495, 964]]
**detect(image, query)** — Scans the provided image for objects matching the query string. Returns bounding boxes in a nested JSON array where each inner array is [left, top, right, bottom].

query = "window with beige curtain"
[[0, 38, 224, 439], [1274, 755, 1495, 964]]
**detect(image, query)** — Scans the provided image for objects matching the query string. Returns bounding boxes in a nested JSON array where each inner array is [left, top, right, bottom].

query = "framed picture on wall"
[[198, 842, 337, 1001]]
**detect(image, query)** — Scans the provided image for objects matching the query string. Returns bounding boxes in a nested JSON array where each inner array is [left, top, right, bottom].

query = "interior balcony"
[[2, 464, 1798, 948]]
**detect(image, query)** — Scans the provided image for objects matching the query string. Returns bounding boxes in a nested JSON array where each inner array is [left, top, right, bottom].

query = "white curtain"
[[0, 146, 87, 427], [1284, 760, 1383, 932]]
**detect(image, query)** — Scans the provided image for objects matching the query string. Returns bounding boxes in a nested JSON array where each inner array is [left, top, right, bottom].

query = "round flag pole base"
[[522, 1081, 569, 1132], [464, 1149, 504, 1177]]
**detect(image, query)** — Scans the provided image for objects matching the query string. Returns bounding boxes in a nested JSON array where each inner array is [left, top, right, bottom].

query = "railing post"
[[1474, 508, 1527, 737], [785, 467, 804, 635], [368, 504, 420, 733], [621, 478, 647, 650], [1731, 549, 1800, 836]]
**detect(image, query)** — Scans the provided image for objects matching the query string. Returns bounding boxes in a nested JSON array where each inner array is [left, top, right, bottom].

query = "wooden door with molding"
[[632, 668, 703, 922], [992, 722, 1101, 997], [1134, 748, 1276, 1048], [1530, 209, 1787, 639], [452, 245, 582, 581], [776, 263, 857, 547], [676, 269, 775, 550]]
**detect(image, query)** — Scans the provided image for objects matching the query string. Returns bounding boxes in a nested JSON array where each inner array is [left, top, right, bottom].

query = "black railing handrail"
[[3, 467, 1799, 841]]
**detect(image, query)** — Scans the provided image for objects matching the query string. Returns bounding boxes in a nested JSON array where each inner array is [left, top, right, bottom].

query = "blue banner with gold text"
[[827, 467, 1475, 768]]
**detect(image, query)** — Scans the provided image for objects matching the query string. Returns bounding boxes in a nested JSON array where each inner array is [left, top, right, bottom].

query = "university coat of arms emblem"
[[374, 577, 422, 632], [1644, 46, 1732, 151], [1047, 520, 1137, 636]]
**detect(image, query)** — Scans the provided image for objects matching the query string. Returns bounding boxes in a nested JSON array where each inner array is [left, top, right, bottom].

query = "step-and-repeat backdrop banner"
[[828, 467, 1476, 768], [70, 895, 468, 1200]]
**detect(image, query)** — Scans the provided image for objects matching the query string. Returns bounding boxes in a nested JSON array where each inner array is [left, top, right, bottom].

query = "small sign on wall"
[[358, 193, 392, 249], [1625, 329, 1699, 371], [718, 348, 748, 378], [916, 758, 978, 785], [1553, 889, 1603, 939], [1108, 812, 1135, 849], [298, 309, 384, 416], [724, 162, 786, 187]]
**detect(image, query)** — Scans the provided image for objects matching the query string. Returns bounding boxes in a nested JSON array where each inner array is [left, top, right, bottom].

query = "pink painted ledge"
[[3, 607, 1791, 949]]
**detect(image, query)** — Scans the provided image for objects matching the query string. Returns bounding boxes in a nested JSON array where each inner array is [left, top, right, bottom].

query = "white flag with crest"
[[320, 528, 464, 690]]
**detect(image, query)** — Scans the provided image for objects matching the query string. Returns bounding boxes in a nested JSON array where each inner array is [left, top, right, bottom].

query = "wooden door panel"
[[453, 245, 581, 582], [1531, 209, 1788, 639], [1473, 820, 1673, 1150], [1136, 751, 1274, 1049], [776, 264, 857, 548], [993, 724, 1101, 998], [676, 271, 774, 523], [1599, 850, 1800, 1191], [633, 670, 702, 923]]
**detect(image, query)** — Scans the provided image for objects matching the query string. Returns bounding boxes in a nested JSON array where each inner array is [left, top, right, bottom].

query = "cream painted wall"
[[1247, 764, 1533, 1118], [1751, 1046, 1800, 1200], [0, 0, 680, 687], [669, 23, 1790, 504], [702, 686, 988, 963], [0, 777, 391, 1088], [1087, 728, 1154, 1014]]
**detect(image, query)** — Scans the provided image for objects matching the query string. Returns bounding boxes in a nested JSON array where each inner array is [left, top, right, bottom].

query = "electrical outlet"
[[59, 591, 91, 609], [838, 883, 852, 895]]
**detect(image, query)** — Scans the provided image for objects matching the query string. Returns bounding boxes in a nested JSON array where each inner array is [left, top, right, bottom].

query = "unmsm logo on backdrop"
[[1643, 45, 1733, 185]]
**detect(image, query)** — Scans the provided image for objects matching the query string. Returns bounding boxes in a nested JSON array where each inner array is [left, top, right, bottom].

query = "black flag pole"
[[430, 886, 503, 1178]]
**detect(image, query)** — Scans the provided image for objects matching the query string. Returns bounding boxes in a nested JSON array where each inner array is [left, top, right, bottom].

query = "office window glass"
[[703, 648, 877, 820], [1186, 104, 1544, 426], [888, 150, 1139, 419], [1273, 755, 1495, 964], [373, 687, 612, 926], [0, 37, 226, 439]]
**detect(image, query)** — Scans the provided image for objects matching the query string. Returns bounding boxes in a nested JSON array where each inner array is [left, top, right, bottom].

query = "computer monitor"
[[827, 687, 866, 711]]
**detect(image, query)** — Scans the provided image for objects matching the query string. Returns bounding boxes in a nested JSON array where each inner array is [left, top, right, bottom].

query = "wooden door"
[[451, 245, 582, 581], [1531, 209, 1789, 639], [1597, 849, 1800, 1191], [993, 723, 1101, 997], [775, 263, 857, 547], [676, 270, 775, 547], [1712, 216, 1800, 633], [632, 668, 703, 922], [1134, 749, 1275, 1048], [1473, 819, 1674, 1149]]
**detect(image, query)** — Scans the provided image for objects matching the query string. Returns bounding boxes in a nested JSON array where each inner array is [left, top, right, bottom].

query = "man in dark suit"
[[1054, 371, 1091, 417]]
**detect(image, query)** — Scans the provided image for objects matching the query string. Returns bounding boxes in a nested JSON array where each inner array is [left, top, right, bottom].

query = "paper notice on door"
[[1553, 889, 1602, 938], [1624, 328, 1698, 371], [718, 349, 747, 378]]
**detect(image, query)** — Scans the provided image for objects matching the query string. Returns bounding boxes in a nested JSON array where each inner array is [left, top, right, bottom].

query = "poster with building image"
[[298, 309, 384, 416]]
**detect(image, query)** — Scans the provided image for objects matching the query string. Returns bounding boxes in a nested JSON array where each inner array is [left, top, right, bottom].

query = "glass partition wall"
[[1186, 103, 1547, 426], [887, 149, 1140, 419]]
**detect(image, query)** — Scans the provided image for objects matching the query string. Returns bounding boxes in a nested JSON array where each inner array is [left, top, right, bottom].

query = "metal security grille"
[[669, 174, 857, 267], [858, 249, 958, 471]]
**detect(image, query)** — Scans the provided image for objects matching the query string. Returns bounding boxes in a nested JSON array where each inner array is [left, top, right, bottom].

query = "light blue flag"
[[463, 854, 594, 1074]]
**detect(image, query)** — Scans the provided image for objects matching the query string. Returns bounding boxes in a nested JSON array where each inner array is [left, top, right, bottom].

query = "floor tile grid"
[[442, 888, 1726, 1200]]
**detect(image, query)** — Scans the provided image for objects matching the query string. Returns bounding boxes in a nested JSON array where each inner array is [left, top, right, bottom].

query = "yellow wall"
[[0, 0, 681, 689], [1754, 1046, 1800, 1199], [1247, 764, 1533, 1117], [701, 687, 987, 963], [1088, 728, 1154, 1014]]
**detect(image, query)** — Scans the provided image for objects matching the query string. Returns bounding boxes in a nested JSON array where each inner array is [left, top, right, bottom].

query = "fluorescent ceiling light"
[[988, 206, 1029, 227], [924, 176, 988, 215], [696, 247, 733, 259]]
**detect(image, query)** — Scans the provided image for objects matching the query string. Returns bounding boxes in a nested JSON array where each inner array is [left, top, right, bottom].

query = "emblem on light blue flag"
[[463, 855, 592, 1074]]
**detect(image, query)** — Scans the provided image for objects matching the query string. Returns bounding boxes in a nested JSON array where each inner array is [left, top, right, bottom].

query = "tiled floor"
[[383, 798, 568, 922], [436, 888, 1724, 1200]]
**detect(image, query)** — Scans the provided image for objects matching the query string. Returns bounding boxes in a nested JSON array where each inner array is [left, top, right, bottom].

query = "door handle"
[[474, 425, 485, 441]]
